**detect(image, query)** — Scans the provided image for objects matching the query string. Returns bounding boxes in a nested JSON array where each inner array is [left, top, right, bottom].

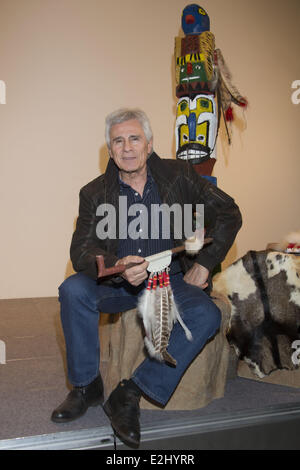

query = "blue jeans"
[[58, 272, 221, 406]]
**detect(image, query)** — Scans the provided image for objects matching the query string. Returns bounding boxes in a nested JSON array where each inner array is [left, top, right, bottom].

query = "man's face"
[[109, 119, 152, 176]]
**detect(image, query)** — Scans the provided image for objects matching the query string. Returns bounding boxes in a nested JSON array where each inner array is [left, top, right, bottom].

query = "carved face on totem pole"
[[175, 94, 217, 163], [175, 4, 247, 167], [175, 5, 217, 165], [178, 53, 208, 88]]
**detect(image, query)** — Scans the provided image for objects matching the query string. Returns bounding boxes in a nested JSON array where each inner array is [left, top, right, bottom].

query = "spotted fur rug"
[[213, 249, 300, 377]]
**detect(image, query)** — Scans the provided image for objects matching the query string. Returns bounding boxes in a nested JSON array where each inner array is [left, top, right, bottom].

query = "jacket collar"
[[147, 152, 174, 194]]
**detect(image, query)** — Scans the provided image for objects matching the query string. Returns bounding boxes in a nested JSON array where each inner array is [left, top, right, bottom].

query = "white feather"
[[138, 288, 165, 361], [144, 337, 163, 362], [138, 273, 193, 365], [137, 288, 155, 339]]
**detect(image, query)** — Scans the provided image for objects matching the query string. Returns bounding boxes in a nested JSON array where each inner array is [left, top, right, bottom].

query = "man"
[[51, 108, 242, 448]]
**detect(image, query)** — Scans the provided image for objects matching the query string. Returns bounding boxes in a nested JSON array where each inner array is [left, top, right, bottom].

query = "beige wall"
[[0, 0, 299, 299]]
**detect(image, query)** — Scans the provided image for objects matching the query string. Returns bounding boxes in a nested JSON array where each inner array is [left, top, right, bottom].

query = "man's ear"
[[147, 138, 153, 154]]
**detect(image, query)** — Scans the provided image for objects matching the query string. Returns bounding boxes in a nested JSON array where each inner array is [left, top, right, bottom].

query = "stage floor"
[[1, 297, 300, 450]]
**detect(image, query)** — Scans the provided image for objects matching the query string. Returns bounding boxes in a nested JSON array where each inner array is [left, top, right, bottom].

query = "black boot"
[[51, 375, 104, 423], [103, 379, 141, 449]]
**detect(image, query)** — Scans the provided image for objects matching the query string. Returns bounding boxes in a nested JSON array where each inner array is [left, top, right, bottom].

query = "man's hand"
[[115, 256, 149, 286], [183, 263, 209, 289]]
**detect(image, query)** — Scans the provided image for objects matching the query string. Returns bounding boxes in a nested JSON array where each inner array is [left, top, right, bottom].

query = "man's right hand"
[[115, 256, 149, 286]]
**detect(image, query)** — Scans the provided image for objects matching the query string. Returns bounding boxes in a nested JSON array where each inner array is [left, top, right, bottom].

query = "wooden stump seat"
[[100, 294, 231, 410]]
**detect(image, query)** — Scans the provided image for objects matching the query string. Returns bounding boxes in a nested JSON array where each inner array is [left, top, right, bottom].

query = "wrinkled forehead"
[[110, 119, 146, 141]]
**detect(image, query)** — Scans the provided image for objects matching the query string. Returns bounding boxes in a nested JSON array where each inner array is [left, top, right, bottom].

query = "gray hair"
[[105, 108, 153, 150]]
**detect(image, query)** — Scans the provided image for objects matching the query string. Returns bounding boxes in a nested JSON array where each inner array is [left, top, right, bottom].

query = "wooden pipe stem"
[[96, 237, 212, 279]]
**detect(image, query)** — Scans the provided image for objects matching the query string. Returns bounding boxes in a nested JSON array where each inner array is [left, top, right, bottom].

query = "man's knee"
[[58, 273, 93, 301]]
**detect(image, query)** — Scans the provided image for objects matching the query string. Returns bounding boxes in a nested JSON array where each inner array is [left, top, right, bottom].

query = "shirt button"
[[135, 192, 138, 196], [138, 249, 142, 253]]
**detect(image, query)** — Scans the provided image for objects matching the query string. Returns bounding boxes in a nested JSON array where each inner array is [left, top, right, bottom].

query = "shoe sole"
[[102, 401, 140, 449]]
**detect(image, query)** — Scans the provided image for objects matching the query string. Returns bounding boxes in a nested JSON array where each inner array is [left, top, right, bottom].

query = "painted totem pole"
[[175, 4, 247, 181]]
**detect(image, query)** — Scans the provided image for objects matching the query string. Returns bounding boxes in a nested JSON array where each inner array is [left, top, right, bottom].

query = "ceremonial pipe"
[[96, 237, 213, 278]]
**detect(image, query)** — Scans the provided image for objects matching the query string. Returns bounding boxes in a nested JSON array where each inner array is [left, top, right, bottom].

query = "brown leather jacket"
[[70, 152, 242, 280]]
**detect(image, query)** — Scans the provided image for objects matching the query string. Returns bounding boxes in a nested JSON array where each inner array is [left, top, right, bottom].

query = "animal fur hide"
[[213, 248, 300, 378]]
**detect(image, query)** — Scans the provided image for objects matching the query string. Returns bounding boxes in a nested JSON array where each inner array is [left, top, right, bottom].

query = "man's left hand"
[[183, 263, 209, 289]]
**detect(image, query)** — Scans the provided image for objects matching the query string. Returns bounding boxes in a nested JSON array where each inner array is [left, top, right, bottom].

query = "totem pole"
[[175, 4, 247, 182]]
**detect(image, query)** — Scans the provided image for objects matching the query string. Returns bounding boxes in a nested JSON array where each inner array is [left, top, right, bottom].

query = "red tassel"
[[147, 277, 153, 290], [240, 98, 248, 108], [225, 107, 234, 121]]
